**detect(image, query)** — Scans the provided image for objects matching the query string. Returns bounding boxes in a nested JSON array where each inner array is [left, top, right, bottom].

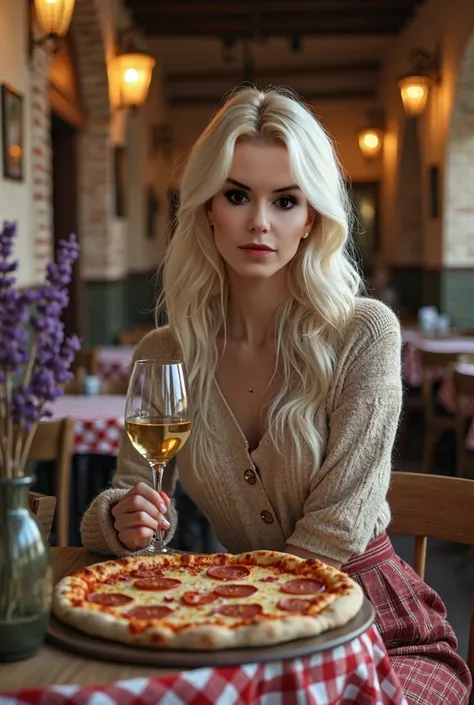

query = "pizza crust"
[[53, 551, 364, 651]]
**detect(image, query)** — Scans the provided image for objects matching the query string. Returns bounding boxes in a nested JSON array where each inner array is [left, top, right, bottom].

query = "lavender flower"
[[0, 222, 81, 475]]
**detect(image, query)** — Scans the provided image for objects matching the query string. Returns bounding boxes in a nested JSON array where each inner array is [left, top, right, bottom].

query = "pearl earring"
[[302, 232, 309, 240]]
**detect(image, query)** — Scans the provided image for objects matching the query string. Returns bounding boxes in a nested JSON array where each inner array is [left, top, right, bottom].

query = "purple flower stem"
[[4, 373, 13, 479], [13, 340, 38, 474], [18, 417, 42, 473]]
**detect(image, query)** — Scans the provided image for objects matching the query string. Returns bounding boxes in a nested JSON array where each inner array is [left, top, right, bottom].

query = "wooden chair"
[[28, 418, 75, 546], [388, 472, 474, 685], [453, 369, 474, 478], [419, 350, 460, 473], [117, 324, 154, 346], [28, 492, 57, 541]]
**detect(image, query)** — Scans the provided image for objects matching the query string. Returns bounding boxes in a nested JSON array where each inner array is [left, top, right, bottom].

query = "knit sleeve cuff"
[[80, 489, 178, 557]]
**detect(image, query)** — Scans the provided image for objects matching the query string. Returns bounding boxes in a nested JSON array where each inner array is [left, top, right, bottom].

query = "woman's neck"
[[225, 270, 287, 347]]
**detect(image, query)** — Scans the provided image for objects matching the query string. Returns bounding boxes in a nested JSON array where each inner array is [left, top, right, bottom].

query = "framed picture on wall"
[[113, 146, 127, 217], [1, 84, 24, 181]]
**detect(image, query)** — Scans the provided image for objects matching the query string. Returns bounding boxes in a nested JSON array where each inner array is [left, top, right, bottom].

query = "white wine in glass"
[[125, 360, 192, 554]]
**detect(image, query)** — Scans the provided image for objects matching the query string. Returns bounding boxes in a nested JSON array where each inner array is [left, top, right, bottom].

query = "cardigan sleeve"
[[286, 328, 402, 563]]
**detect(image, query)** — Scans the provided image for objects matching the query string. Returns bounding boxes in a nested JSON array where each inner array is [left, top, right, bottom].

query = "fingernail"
[[161, 519, 170, 529], [159, 503, 167, 514]]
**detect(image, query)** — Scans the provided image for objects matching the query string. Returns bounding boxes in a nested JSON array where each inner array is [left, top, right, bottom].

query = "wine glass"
[[125, 359, 192, 554]]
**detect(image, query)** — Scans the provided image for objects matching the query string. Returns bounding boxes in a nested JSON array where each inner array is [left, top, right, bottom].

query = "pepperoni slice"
[[215, 603, 263, 619], [88, 592, 133, 606], [281, 579, 325, 595], [182, 591, 217, 606], [134, 577, 181, 591], [126, 605, 173, 620], [278, 597, 314, 612], [214, 584, 258, 598], [207, 566, 251, 581]]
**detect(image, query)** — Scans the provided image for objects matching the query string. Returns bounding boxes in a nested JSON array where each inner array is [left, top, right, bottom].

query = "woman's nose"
[[248, 203, 270, 233]]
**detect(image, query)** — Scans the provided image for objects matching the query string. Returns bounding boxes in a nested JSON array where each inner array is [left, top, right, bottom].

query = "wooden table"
[[0, 548, 179, 689]]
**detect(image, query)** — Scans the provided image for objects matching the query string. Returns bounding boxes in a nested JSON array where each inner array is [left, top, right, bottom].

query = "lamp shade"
[[34, 0, 76, 37], [113, 52, 156, 109], [358, 128, 383, 160], [398, 75, 434, 118]]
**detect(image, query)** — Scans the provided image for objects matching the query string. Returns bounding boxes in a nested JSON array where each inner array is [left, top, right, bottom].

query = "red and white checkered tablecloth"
[[49, 395, 125, 456], [0, 624, 408, 705], [98, 346, 134, 382]]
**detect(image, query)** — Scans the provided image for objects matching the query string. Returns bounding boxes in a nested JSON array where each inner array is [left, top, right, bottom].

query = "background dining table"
[[0, 547, 409, 705]]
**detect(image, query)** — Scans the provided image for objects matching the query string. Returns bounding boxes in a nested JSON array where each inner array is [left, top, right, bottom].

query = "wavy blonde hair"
[[159, 86, 361, 469]]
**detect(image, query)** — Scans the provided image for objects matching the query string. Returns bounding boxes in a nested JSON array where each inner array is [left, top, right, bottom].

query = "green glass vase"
[[0, 476, 52, 661]]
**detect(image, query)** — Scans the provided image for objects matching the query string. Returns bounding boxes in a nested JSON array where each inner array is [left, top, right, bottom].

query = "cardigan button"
[[260, 510, 274, 524], [244, 469, 257, 485]]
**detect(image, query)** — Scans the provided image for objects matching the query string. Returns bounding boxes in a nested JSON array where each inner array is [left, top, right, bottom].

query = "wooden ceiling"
[[125, 0, 425, 38]]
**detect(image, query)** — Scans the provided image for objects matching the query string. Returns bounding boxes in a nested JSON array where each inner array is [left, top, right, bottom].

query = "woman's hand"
[[112, 482, 171, 551]]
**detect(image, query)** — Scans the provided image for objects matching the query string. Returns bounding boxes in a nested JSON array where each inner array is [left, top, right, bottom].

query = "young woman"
[[81, 87, 471, 704]]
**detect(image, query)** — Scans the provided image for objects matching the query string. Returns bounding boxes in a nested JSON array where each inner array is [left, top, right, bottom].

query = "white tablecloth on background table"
[[402, 334, 474, 388], [97, 346, 134, 381], [49, 394, 126, 455]]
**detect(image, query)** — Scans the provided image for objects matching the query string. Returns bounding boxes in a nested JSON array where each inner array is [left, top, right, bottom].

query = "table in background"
[[0, 548, 408, 705], [97, 346, 134, 382], [401, 331, 474, 452]]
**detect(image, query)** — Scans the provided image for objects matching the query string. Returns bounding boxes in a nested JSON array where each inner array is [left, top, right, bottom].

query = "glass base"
[[146, 542, 177, 555]]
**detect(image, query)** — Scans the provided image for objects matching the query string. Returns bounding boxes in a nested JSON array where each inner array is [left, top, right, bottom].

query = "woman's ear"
[[306, 207, 318, 233]]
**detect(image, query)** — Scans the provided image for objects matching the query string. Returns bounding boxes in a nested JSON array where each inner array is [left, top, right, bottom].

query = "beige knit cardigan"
[[81, 298, 402, 564]]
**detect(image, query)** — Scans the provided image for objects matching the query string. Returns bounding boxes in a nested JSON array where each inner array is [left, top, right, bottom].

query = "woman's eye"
[[224, 189, 249, 205], [275, 196, 298, 210]]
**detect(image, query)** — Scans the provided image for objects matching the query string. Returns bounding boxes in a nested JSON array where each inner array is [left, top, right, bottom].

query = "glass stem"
[[149, 461, 167, 546]]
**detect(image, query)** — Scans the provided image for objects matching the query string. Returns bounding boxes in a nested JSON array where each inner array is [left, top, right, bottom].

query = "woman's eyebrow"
[[226, 178, 300, 193]]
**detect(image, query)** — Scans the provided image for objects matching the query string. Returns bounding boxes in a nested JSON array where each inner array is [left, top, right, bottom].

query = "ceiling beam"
[[127, 0, 417, 14], [169, 88, 377, 107], [167, 61, 380, 85], [131, 15, 406, 36]]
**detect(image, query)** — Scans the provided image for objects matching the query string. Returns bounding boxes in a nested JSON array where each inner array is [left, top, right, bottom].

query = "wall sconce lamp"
[[29, 0, 76, 56], [398, 47, 441, 118], [357, 110, 385, 160], [112, 29, 156, 110]]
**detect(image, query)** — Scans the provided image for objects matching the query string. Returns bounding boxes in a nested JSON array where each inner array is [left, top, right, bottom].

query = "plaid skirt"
[[342, 533, 472, 705]]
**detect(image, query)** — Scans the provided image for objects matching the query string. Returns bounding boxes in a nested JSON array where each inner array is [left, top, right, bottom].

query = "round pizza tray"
[[46, 597, 375, 668]]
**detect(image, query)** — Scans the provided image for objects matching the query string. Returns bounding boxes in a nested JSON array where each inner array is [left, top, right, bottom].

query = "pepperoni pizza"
[[53, 550, 364, 650]]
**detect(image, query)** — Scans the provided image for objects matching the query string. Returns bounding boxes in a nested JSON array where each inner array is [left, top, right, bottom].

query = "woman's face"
[[207, 141, 316, 280]]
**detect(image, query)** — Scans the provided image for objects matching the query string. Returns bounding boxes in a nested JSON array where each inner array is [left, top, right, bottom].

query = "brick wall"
[[72, 0, 114, 280], [30, 33, 53, 279], [29, 0, 117, 281]]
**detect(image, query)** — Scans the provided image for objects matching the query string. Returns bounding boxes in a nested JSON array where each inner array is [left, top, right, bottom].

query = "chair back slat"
[[28, 492, 56, 541], [27, 418, 75, 546], [388, 472, 474, 546]]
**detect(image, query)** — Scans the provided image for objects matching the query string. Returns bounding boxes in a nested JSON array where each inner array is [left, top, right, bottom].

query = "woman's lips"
[[239, 244, 276, 256]]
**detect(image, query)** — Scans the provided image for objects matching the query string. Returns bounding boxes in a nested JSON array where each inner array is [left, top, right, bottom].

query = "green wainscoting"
[[84, 271, 159, 346], [442, 270, 474, 331]]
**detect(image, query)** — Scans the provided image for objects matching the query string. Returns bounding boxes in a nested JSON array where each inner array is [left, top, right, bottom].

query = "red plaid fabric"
[[343, 533, 472, 705], [0, 624, 407, 705]]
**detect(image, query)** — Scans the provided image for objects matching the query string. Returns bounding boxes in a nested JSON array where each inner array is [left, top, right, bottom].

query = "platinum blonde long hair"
[[159, 86, 361, 469]]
